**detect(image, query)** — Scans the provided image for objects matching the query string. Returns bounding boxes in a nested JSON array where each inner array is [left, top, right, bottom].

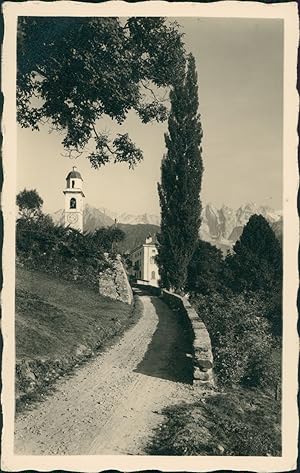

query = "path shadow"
[[134, 297, 193, 385]]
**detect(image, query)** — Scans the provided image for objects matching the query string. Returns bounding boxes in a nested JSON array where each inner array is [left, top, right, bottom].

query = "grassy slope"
[[15, 267, 142, 406], [147, 387, 281, 456]]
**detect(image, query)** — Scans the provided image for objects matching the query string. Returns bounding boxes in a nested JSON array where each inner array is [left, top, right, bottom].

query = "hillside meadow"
[[15, 266, 142, 410]]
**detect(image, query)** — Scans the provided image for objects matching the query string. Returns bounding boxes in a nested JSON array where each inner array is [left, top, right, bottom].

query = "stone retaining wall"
[[99, 255, 133, 305], [162, 290, 214, 387]]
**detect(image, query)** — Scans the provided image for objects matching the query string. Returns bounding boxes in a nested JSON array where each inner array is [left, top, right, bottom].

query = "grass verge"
[[15, 267, 143, 411], [147, 387, 281, 456]]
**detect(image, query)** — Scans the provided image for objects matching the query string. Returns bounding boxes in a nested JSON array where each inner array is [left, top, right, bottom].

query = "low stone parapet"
[[162, 290, 214, 387]]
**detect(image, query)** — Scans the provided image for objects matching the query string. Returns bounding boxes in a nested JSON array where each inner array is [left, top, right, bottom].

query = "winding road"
[[15, 292, 196, 455]]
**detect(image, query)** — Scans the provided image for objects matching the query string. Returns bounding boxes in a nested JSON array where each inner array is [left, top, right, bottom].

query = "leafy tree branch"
[[17, 16, 185, 168]]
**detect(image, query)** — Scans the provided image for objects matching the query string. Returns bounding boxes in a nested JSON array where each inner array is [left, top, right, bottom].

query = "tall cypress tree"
[[157, 54, 203, 292]]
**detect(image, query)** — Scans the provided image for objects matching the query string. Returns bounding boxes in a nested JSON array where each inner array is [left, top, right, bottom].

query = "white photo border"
[[1, 1, 299, 472]]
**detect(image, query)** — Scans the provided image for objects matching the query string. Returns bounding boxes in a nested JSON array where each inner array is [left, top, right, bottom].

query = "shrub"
[[148, 388, 281, 456], [192, 291, 281, 391], [224, 214, 282, 294], [16, 215, 110, 290], [186, 240, 224, 295]]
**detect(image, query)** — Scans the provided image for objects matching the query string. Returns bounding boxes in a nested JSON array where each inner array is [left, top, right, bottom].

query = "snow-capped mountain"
[[199, 202, 282, 253], [52, 204, 115, 232], [51, 202, 282, 253], [99, 202, 281, 233], [99, 207, 160, 226], [52, 204, 160, 231]]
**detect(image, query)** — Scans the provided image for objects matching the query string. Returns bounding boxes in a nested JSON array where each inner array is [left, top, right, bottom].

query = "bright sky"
[[17, 17, 283, 215]]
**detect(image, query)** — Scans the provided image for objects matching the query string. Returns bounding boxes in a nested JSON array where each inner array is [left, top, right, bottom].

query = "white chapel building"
[[63, 166, 85, 232], [130, 235, 159, 286]]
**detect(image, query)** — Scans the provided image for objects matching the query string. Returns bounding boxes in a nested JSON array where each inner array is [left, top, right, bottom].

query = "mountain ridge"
[[51, 202, 282, 254]]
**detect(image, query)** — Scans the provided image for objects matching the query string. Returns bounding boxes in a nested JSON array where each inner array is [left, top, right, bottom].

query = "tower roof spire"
[[66, 166, 83, 181]]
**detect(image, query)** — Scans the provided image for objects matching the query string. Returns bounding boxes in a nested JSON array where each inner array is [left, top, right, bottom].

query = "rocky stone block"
[[195, 354, 213, 370], [194, 367, 207, 380], [194, 367, 214, 385], [99, 255, 133, 305]]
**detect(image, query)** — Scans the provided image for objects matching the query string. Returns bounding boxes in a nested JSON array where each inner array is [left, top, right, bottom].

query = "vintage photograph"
[[1, 1, 298, 472]]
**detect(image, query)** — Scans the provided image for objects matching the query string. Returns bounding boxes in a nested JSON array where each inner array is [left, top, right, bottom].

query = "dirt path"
[[15, 293, 197, 455]]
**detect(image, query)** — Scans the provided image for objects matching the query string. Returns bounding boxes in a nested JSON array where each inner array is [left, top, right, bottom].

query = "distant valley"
[[52, 202, 282, 254]]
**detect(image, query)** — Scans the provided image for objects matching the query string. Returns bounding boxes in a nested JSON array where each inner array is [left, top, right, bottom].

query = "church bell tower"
[[63, 166, 85, 232]]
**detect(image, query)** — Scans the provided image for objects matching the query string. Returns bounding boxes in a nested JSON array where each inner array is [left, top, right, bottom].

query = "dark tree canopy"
[[17, 17, 185, 168], [225, 214, 282, 293], [157, 54, 203, 292], [16, 188, 43, 220], [92, 226, 125, 252], [186, 240, 223, 295]]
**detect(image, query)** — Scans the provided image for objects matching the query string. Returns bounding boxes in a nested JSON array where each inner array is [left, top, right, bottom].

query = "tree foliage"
[[157, 54, 203, 292], [225, 214, 282, 293], [192, 291, 280, 390], [17, 17, 185, 168], [15, 191, 127, 288], [189, 214, 282, 390], [186, 240, 223, 295], [16, 189, 43, 220], [92, 226, 125, 253], [16, 215, 110, 289]]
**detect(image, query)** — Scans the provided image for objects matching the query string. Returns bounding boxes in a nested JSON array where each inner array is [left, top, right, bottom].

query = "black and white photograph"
[[1, 1, 298, 472]]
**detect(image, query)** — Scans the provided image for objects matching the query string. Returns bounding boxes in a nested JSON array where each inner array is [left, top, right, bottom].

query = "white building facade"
[[130, 235, 159, 286], [63, 166, 85, 232]]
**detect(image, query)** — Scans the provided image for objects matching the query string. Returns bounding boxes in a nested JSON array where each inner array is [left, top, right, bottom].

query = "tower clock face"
[[67, 213, 78, 224]]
